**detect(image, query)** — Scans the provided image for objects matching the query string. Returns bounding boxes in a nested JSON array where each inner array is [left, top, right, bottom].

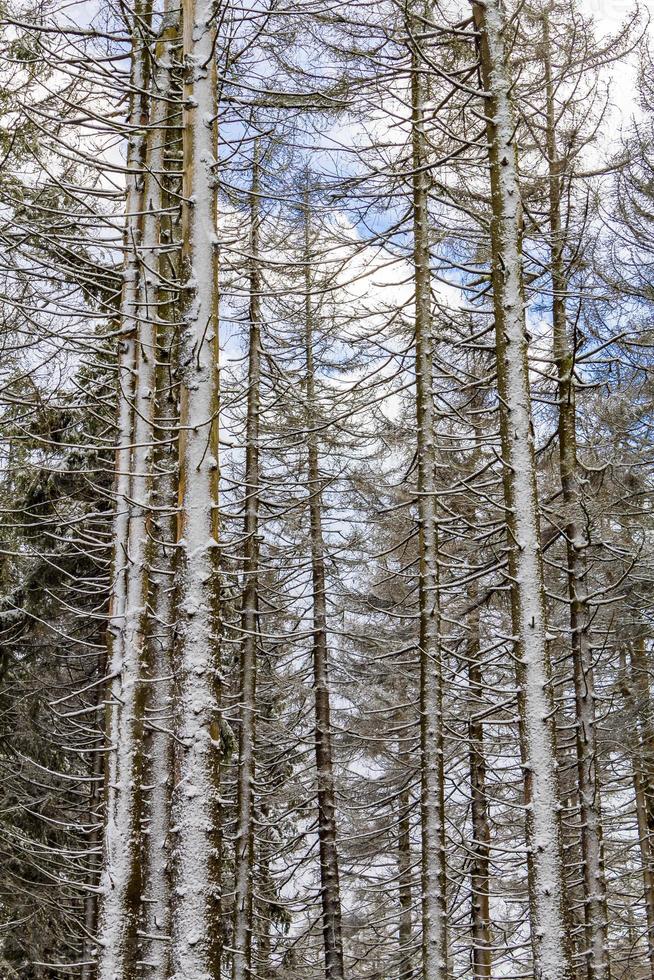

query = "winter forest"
[[3, 0, 654, 977]]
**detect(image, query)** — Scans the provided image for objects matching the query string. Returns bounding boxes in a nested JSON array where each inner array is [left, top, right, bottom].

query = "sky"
[[582, 0, 652, 122]]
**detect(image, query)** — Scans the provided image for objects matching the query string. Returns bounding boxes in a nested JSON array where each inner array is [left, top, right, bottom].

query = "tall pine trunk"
[[540, 13, 610, 980], [468, 605, 492, 980], [97, 4, 152, 974], [232, 140, 263, 980], [472, 3, 574, 977], [140, 11, 182, 974], [631, 638, 654, 976], [397, 733, 413, 980], [410, 41, 448, 980], [81, 658, 107, 980], [303, 196, 345, 980], [464, 417, 492, 979], [169, 0, 222, 976]]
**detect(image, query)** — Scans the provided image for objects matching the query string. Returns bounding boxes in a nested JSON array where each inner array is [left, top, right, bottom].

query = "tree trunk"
[[255, 653, 275, 980], [169, 0, 222, 976], [81, 656, 108, 980], [256, 796, 273, 980], [410, 41, 448, 980], [304, 195, 345, 980], [540, 14, 610, 979], [232, 139, 263, 980], [468, 606, 492, 980], [631, 638, 654, 977], [472, 3, 574, 977], [140, 12, 182, 974], [97, 4, 152, 975], [397, 751, 413, 980]]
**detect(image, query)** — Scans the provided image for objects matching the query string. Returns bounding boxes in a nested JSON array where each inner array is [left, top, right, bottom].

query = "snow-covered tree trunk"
[[462, 417, 493, 979], [631, 638, 654, 977], [139, 12, 181, 975], [256, 729, 274, 980], [232, 140, 262, 980], [142, 419, 176, 980], [82, 666, 108, 980], [540, 13, 610, 979], [97, 3, 152, 975], [304, 199, 345, 980], [472, 2, 574, 977], [634, 757, 654, 980], [410, 43, 448, 980], [169, 0, 222, 976], [397, 733, 413, 980], [467, 605, 492, 980]]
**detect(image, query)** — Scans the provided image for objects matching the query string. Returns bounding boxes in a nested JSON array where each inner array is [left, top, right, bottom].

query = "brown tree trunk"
[[303, 194, 345, 980], [397, 731, 413, 980], [468, 607, 492, 980], [81, 657, 107, 980], [631, 638, 654, 977], [232, 139, 263, 980], [540, 14, 610, 979], [410, 37, 448, 980]]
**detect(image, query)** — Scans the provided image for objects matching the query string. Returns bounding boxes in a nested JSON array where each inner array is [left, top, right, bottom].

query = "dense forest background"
[[1, 0, 654, 978]]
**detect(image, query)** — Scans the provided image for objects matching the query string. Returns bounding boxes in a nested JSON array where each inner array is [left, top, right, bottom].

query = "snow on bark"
[[139, 15, 179, 977], [304, 199, 346, 980], [97, 4, 152, 975], [472, 1, 574, 977], [410, 44, 448, 980], [630, 639, 654, 977], [539, 14, 610, 977], [169, 0, 222, 977], [468, 610, 493, 978], [232, 142, 262, 980], [142, 464, 175, 980], [397, 720, 413, 980]]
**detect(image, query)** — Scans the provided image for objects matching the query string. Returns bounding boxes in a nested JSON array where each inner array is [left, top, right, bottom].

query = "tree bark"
[[410, 40, 448, 980], [631, 638, 654, 977], [169, 0, 222, 976], [232, 139, 263, 980], [540, 14, 610, 979], [397, 710, 413, 980], [81, 656, 108, 980], [303, 194, 346, 980], [97, 4, 152, 975], [472, 3, 574, 977], [468, 605, 492, 980], [140, 12, 182, 974]]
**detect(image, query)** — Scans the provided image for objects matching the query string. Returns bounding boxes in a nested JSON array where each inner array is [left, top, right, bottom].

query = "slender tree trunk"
[[631, 638, 654, 976], [232, 140, 263, 980], [410, 42, 448, 980], [468, 606, 492, 980], [303, 196, 345, 980], [169, 0, 222, 976], [540, 15, 610, 979], [634, 758, 654, 980], [140, 13, 182, 974], [255, 654, 275, 980], [472, 3, 574, 977], [97, 4, 152, 975], [463, 413, 493, 979], [142, 410, 175, 980], [256, 797, 273, 980], [81, 658, 108, 980], [397, 745, 413, 980]]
